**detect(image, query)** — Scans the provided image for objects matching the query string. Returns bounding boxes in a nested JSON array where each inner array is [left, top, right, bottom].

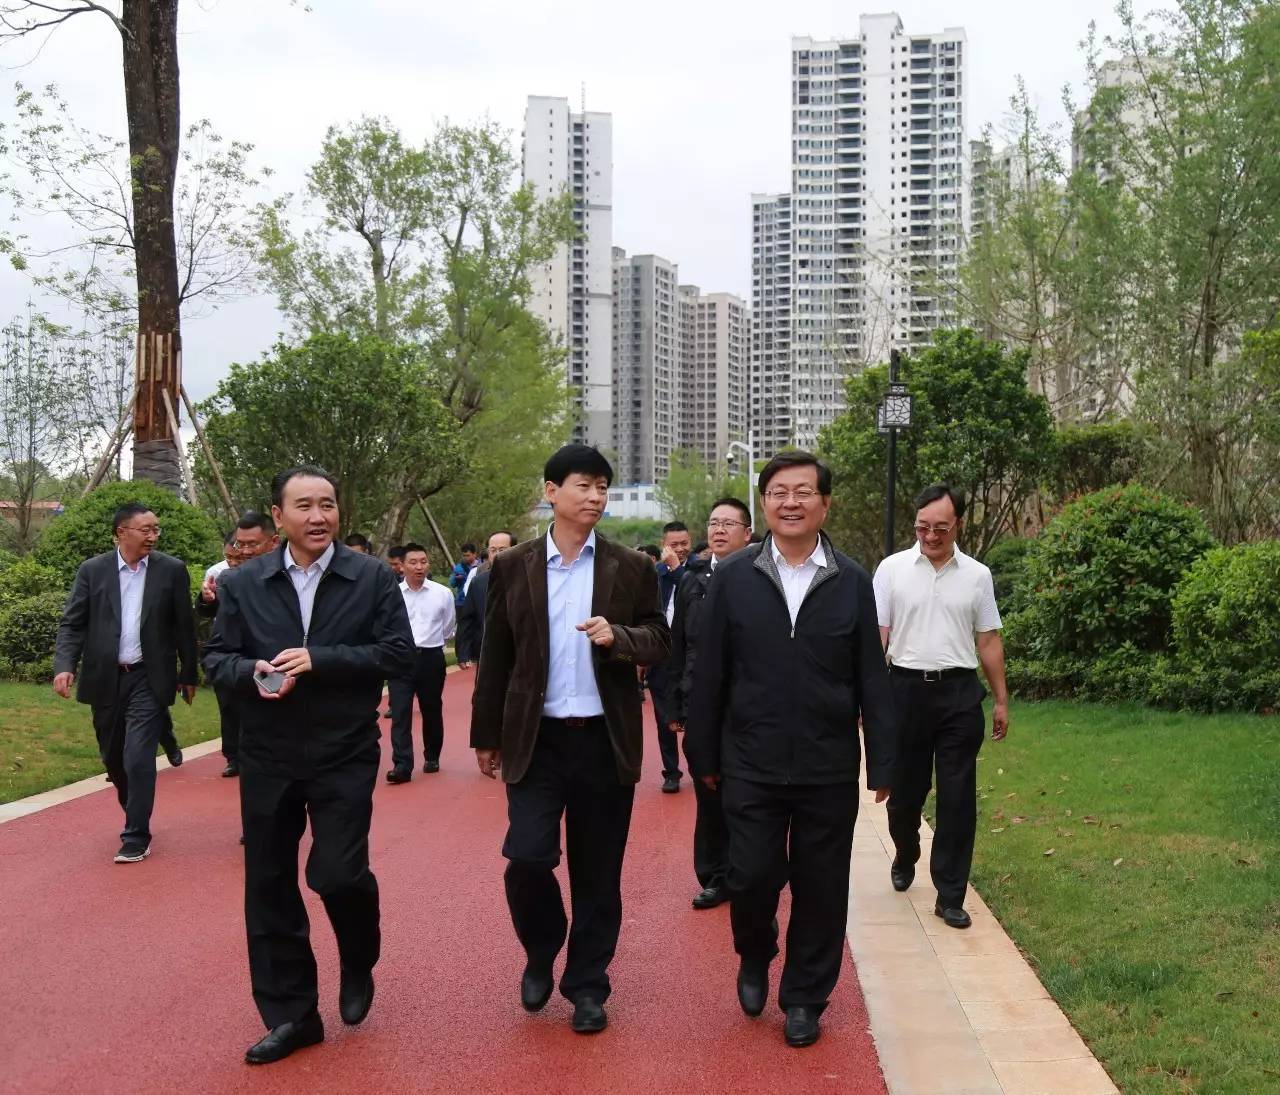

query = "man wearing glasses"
[[685, 453, 895, 1049], [872, 484, 1008, 930], [53, 503, 198, 863]]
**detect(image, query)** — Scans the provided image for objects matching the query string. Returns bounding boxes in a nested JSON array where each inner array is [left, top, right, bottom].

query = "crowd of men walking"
[[50, 443, 1007, 1065]]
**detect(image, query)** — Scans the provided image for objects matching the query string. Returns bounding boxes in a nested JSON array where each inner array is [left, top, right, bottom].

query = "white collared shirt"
[[204, 558, 230, 582], [771, 538, 827, 627], [400, 578, 456, 648], [284, 541, 335, 642], [543, 527, 605, 718], [117, 550, 148, 664], [873, 543, 1002, 671]]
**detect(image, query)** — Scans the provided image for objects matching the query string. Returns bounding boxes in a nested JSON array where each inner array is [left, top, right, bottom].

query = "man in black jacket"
[[455, 530, 516, 667], [665, 497, 753, 910], [53, 502, 198, 863], [685, 452, 895, 1050], [204, 466, 413, 1066]]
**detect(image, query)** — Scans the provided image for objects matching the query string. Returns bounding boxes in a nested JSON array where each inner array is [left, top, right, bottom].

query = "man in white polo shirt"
[[386, 542, 456, 782], [872, 484, 1008, 929]]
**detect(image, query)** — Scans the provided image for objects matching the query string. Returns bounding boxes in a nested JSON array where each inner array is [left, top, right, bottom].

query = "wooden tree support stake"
[[417, 496, 455, 570], [84, 390, 139, 496], [160, 389, 199, 509], [180, 385, 237, 519]]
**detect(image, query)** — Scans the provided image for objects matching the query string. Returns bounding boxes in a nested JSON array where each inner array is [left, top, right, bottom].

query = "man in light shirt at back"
[[873, 483, 1008, 930], [386, 543, 456, 782]]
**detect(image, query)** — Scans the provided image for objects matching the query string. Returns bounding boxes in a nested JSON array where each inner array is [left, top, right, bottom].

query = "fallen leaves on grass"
[[1113, 858, 1124, 867], [1043, 848, 1056, 856]]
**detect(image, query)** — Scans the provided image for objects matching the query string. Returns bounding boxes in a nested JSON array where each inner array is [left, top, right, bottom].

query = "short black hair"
[[758, 451, 833, 496], [639, 544, 660, 561], [692, 541, 708, 556], [343, 532, 371, 550], [709, 497, 751, 526], [222, 529, 236, 546], [489, 530, 518, 547], [387, 545, 407, 561], [662, 521, 689, 536], [271, 465, 338, 509], [237, 510, 275, 533], [914, 483, 967, 520], [461, 542, 477, 554], [111, 502, 154, 533], [544, 443, 614, 487], [402, 542, 428, 556]]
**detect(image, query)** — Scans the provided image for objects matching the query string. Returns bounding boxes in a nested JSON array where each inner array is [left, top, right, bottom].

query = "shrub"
[[0, 590, 66, 671], [0, 547, 18, 572], [34, 481, 222, 583], [984, 536, 1036, 615], [1168, 541, 1280, 711], [1014, 485, 1214, 659], [0, 556, 65, 611]]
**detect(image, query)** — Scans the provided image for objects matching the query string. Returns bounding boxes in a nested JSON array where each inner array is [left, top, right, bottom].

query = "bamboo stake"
[[161, 388, 199, 508], [180, 385, 237, 519], [83, 390, 139, 496]]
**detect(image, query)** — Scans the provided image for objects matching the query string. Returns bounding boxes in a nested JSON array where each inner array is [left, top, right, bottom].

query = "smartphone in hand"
[[253, 669, 286, 695]]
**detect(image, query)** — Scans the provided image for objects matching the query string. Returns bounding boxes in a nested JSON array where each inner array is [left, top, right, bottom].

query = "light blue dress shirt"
[[284, 541, 335, 643], [542, 528, 605, 718], [117, 550, 148, 665]]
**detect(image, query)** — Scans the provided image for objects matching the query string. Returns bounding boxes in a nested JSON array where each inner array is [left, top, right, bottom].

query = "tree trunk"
[[122, 0, 183, 491]]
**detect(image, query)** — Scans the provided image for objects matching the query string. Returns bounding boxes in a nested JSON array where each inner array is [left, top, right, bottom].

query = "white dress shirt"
[[872, 543, 1002, 670], [204, 558, 230, 582], [117, 551, 148, 665], [284, 541, 335, 643], [771, 537, 826, 628], [543, 528, 605, 718], [400, 578, 456, 648]]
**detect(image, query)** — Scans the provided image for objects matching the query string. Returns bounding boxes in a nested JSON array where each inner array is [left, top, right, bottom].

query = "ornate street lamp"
[[876, 348, 914, 558]]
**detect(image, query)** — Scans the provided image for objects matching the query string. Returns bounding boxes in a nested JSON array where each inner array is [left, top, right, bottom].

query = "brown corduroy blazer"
[[469, 530, 670, 785]]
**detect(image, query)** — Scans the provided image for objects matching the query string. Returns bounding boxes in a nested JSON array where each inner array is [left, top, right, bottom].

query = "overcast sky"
[[0, 0, 1142, 401]]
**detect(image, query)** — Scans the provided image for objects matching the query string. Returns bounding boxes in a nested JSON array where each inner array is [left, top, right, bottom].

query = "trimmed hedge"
[[0, 556, 64, 611], [0, 590, 65, 674]]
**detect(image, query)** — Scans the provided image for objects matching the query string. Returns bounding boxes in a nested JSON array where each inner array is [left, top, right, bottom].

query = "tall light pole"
[[726, 429, 756, 531], [876, 349, 914, 559]]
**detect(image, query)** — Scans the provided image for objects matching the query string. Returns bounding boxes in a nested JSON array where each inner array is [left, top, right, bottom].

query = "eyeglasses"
[[763, 488, 821, 503], [232, 539, 269, 552], [120, 525, 161, 537], [707, 518, 747, 530], [914, 523, 956, 538]]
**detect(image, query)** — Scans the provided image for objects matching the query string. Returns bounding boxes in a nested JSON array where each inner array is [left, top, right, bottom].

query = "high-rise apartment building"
[[753, 14, 969, 452], [682, 289, 750, 468], [612, 248, 680, 484], [522, 95, 613, 449], [751, 193, 793, 456]]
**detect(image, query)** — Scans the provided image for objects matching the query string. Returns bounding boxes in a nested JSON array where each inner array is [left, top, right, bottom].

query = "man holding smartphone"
[[204, 466, 413, 1066]]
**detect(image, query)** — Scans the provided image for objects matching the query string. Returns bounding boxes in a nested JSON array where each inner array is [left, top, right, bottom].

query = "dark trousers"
[[886, 671, 986, 908], [502, 717, 635, 1004], [683, 738, 729, 889], [646, 663, 682, 780], [389, 646, 446, 772], [721, 777, 858, 1011], [91, 669, 168, 844], [241, 742, 381, 1028], [216, 685, 240, 762]]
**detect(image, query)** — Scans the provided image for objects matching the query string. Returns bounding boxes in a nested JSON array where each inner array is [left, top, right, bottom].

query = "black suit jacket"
[[469, 531, 670, 785], [455, 567, 490, 664], [54, 549, 198, 708], [202, 541, 414, 767]]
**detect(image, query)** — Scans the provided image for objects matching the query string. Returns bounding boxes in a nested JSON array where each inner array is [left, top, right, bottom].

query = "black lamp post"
[[876, 348, 914, 559]]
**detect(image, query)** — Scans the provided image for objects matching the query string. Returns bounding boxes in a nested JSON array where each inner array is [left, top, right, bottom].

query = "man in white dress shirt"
[[873, 483, 1008, 929], [386, 543, 456, 782]]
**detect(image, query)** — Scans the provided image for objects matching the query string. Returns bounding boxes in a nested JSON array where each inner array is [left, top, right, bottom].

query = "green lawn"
[[963, 700, 1280, 1094], [0, 681, 224, 804]]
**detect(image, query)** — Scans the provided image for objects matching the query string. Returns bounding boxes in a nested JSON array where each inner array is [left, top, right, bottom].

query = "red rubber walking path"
[[0, 672, 886, 1094]]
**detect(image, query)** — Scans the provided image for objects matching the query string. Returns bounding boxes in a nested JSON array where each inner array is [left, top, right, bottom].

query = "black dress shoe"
[[661, 775, 681, 794], [934, 902, 972, 929], [385, 769, 411, 784], [222, 761, 239, 778], [244, 1012, 324, 1064], [737, 960, 768, 1017], [166, 746, 184, 768], [520, 962, 553, 1012], [339, 968, 374, 1025], [423, 760, 440, 774], [691, 885, 728, 910], [784, 1005, 821, 1048], [571, 996, 607, 1034], [890, 857, 915, 892]]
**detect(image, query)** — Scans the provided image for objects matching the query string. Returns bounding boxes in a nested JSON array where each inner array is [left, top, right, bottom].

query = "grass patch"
[[954, 700, 1280, 1093], [0, 681, 224, 805]]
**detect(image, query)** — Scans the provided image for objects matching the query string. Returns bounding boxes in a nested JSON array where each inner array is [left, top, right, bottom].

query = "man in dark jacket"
[[53, 502, 198, 863], [471, 444, 669, 1036], [455, 530, 516, 667], [685, 452, 895, 1050], [204, 466, 414, 1066], [665, 497, 753, 910]]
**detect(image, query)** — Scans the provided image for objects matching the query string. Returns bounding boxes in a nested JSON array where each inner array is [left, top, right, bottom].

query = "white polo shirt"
[[872, 544, 1001, 671]]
